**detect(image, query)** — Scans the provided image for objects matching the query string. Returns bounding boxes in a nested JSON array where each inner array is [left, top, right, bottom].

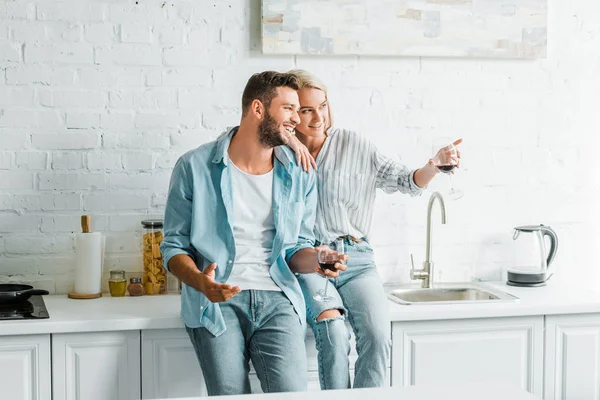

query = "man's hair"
[[241, 71, 300, 116]]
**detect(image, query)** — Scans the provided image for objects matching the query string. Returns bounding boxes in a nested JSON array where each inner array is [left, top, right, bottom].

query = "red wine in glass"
[[437, 165, 456, 174], [318, 262, 337, 271], [314, 240, 345, 303], [432, 138, 464, 200]]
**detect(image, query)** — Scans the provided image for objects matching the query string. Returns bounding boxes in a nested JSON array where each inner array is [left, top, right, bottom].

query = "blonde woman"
[[286, 69, 461, 390]]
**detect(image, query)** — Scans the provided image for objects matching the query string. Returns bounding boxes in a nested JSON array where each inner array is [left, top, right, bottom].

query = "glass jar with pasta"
[[141, 219, 167, 295]]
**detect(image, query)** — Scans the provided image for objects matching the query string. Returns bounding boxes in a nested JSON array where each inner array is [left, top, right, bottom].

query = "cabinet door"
[[545, 313, 600, 400], [141, 329, 207, 399], [392, 316, 543, 397], [52, 331, 140, 400], [141, 325, 372, 397], [0, 334, 51, 400]]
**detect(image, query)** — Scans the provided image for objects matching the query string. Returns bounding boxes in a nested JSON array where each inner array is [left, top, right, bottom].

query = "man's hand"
[[315, 245, 349, 278], [198, 263, 241, 303]]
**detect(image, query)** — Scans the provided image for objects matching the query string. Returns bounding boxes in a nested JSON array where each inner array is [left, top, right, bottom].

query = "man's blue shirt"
[[160, 127, 317, 336]]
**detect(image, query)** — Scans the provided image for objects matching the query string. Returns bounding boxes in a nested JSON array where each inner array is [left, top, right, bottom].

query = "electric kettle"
[[507, 224, 558, 287]]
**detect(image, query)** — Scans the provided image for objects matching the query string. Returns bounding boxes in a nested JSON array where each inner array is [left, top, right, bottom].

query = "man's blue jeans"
[[297, 239, 391, 390], [186, 290, 307, 396]]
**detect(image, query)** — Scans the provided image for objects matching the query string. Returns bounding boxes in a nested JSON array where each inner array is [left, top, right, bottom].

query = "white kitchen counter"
[[2, 279, 600, 336], [387, 280, 600, 321], [169, 383, 539, 400], [0, 293, 185, 336]]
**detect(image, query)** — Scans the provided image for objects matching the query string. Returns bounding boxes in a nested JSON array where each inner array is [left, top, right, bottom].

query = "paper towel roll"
[[74, 232, 103, 294]]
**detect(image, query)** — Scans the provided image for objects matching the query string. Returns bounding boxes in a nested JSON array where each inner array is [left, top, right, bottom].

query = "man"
[[160, 71, 338, 396]]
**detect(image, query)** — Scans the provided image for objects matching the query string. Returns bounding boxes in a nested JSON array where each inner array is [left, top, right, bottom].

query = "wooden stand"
[[68, 292, 102, 300]]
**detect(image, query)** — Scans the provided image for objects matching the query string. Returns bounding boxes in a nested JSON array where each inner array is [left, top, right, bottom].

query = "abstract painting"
[[262, 0, 547, 58]]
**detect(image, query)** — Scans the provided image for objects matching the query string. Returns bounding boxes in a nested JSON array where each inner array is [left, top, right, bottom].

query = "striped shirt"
[[314, 128, 423, 244]]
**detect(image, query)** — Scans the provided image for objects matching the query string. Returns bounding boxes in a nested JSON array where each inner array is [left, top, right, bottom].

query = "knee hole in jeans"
[[316, 308, 343, 322]]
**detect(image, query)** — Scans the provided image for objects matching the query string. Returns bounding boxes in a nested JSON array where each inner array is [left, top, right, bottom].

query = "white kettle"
[[507, 224, 558, 287]]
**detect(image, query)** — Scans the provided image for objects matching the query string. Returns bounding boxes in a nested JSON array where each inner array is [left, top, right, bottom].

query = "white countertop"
[[2, 279, 600, 336], [0, 293, 185, 336], [386, 280, 600, 321], [169, 383, 539, 400]]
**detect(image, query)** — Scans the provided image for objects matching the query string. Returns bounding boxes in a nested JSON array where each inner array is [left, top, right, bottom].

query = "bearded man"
[[161, 71, 321, 396]]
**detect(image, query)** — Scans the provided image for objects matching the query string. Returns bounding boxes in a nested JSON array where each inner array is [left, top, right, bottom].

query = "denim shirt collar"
[[212, 126, 295, 172]]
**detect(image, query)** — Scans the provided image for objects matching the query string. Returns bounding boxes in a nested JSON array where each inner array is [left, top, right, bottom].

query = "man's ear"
[[251, 99, 265, 119]]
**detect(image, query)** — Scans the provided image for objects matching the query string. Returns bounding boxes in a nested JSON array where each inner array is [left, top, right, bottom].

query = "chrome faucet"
[[410, 192, 447, 288]]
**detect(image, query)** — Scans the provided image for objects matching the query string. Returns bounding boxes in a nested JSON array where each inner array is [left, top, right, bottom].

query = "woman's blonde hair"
[[287, 69, 333, 133]]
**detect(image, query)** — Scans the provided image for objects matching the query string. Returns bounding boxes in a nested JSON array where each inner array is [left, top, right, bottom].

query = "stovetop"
[[0, 296, 49, 320]]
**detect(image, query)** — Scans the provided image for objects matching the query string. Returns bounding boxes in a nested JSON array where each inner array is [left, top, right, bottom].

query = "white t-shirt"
[[227, 160, 281, 291]]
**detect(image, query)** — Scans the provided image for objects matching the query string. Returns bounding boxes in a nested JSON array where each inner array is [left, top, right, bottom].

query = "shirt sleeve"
[[160, 157, 196, 271], [285, 171, 318, 263], [372, 141, 423, 196]]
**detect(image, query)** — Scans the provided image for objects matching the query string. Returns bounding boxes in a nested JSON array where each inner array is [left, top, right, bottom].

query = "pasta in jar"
[[142, 219, 166, 295]]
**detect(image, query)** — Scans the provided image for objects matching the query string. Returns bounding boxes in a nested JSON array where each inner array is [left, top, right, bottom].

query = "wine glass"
[[432, 137, 464, 200], [313, 239, 345, 303]]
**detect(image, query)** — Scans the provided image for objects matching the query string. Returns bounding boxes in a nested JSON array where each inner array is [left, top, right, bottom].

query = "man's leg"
[[186, 293, 252, 396], [248, 290, 308, 393]]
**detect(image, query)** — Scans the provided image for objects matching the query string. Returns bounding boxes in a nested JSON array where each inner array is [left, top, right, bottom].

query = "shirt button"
[[228, 260, 233, 264], [200, 306, 204, 310]]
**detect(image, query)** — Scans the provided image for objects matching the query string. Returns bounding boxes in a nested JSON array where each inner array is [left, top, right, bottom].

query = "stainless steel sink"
[[386, 283, 519, 305]]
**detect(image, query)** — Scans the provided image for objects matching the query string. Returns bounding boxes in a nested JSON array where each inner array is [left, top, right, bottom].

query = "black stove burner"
[[0, 295, 49, 320]]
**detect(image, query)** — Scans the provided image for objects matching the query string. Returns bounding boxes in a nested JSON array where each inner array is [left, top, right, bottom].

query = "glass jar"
[[142, 219, 167, 295], [128, 277, 145, 296], [108, 270, 127, 297]]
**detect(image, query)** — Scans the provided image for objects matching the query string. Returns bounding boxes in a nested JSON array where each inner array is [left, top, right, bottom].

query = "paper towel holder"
[[68, 215, 103, 300]]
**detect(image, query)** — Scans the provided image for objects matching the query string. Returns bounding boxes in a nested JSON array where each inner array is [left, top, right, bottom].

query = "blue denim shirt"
[[160, 127, 317, 337]]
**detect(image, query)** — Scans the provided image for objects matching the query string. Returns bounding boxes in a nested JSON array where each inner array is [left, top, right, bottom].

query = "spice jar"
[[142, 219, 167, 295], [128, 277, 144, 296], [108, 270, 127, 297]]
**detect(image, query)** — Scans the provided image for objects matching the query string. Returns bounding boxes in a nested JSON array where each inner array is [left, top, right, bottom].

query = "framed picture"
[[262, 0, 547, 58]]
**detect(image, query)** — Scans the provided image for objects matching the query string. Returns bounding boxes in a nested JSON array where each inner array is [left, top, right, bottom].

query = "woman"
[[286, 69, 461, 390]]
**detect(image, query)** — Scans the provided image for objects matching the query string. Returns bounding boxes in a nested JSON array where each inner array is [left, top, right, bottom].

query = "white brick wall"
[[0, 0, 599, 294]]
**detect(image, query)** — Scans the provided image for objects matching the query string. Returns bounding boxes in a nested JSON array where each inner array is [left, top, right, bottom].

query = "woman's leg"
[[297, 273, 352, 390], [337, 267, 391, 388]]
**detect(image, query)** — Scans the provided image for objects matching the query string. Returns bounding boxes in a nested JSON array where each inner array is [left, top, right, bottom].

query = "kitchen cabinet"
[[141, 329, 207, 399], [15, 290, 599, 399], [0, 334, 51, 400], [141, 327, 371, 398], [52, 331, 140, 400], [545, 313, 600, 400], [391, 316, 544, 397]]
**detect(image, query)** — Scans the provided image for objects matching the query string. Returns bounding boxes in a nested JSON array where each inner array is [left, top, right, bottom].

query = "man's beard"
[[258, 110, 290, 148]]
